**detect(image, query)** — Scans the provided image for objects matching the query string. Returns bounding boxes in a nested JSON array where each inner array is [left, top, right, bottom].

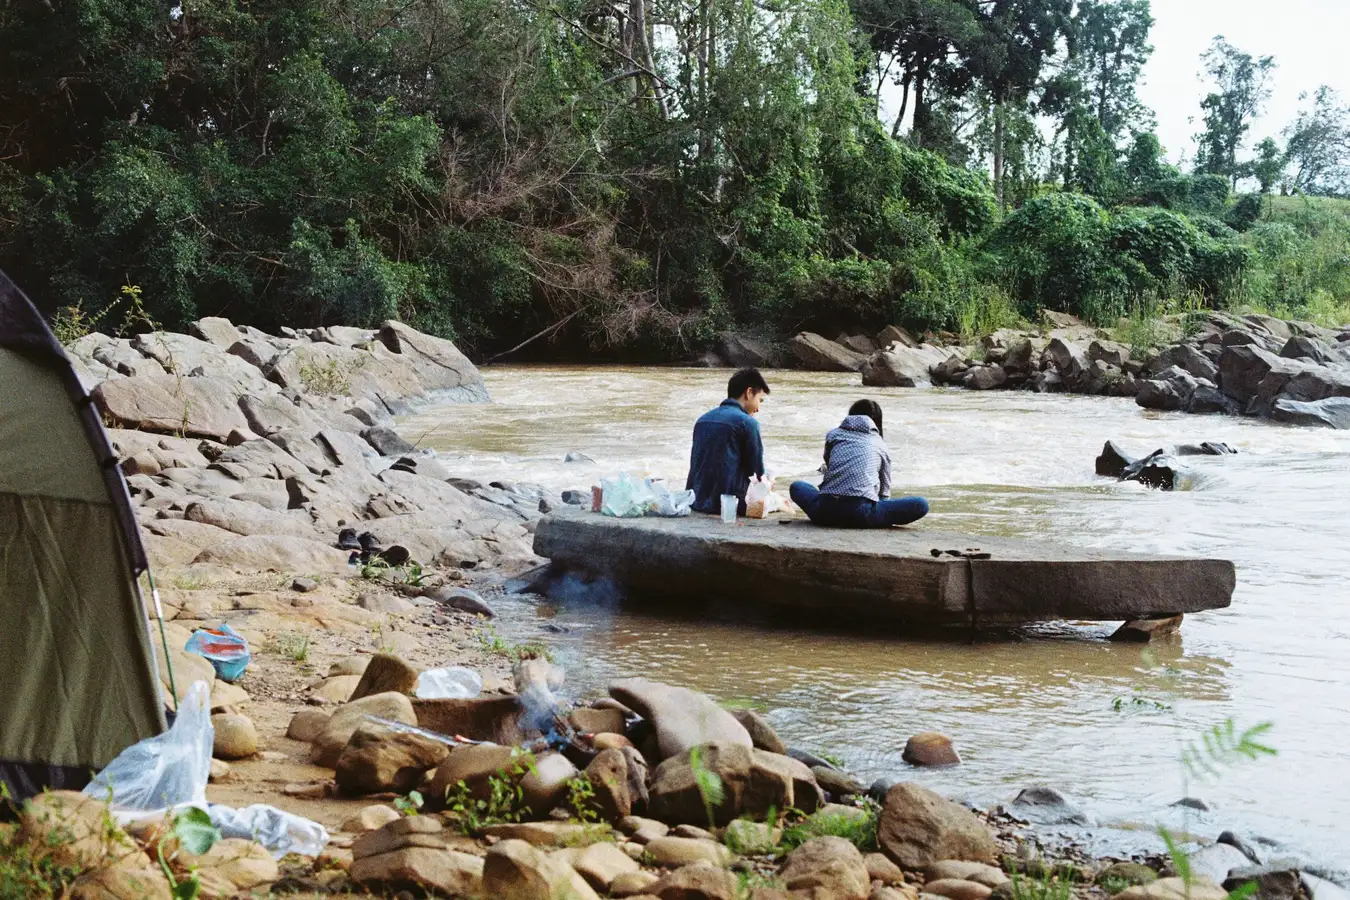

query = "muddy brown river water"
[[400, 365, 1350, 868]]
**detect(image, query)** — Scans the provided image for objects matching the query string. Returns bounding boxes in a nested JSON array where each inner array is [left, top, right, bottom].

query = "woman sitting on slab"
[[789, 399, 929, 528]]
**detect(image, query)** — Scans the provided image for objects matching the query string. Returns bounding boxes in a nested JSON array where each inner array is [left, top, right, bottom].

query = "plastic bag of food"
[[647, 482, 695, 517], [599, 474, 657, 518], [85, 681, 213, 810], [416, 667, 484, 699], [745, 476, 773, 518], [185, 623, 251, 683]]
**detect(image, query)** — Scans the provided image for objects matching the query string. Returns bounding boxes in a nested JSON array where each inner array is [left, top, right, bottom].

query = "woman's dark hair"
[[727, 368, 770, 399], [848, 399, 883, 436]]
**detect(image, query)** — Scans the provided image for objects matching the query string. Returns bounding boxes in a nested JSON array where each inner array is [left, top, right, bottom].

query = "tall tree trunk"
[[630, 0, 666, 117], [891, 70, 912, 139], [911, 68, 928, 146], [994, 96, 1006, 211]]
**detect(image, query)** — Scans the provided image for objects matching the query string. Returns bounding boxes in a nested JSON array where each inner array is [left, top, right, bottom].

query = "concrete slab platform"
[[532, 510, 1235, 626]]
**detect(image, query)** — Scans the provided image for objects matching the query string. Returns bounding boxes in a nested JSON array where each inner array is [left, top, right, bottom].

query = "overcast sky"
[[1136, 0, 1350, 164]]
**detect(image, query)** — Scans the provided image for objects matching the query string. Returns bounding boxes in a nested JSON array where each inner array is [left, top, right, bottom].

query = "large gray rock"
[[1275, 367, 1350, 404], [131, 331, 273, 393], [1137, 367, 1203, 412], [363, 426, 415, 456], [861, 346, 950, 388], [1280, 335, 1342, 366], [185, 498, 319, 539], [378, 320, 489, 401], [1218, 346, 1305, 406], [92, 338, 168, 377], [1044, 338, 1089, 384], [1152, 344, 1220, 381], [1270, 397, 1350, 429], [192, 534, 352, 573], [780, 836, 870, 900], [239, 392, 324, 438], [94, 375, 248, 440], [878, 325, 920, 348], [481, 839, 600, 900], [789, 332, 868, 372], [647, 743, 817, 825], [963, 364, 1008, 391], [335, 723, 449, 795], [716, 333, 778, 368], [189, 317, 244, 348], [608, 678, 751, 761]]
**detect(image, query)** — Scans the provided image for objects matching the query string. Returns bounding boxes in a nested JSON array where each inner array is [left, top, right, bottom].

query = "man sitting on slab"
[[686, 368, 769, 515]]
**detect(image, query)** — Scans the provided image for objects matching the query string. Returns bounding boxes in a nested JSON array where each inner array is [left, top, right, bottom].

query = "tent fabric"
[[0, 270, 165, 799]]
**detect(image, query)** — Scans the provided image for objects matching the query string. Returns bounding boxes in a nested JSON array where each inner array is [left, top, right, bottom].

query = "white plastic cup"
[[720, 494, 737, 524]]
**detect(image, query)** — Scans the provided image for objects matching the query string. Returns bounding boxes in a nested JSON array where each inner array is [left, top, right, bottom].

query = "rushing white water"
[[401, 365, 1350, 866]]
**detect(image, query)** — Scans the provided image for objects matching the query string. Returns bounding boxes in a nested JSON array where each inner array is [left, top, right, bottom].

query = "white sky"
[[1139, 0, 1350, 165]]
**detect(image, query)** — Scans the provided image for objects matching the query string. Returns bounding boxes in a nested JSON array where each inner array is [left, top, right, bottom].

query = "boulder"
[[1218, 346, 1303, 406], [1189, 843, 1263, 885], [648, 743, 815, 825], [341, 804, 402, 833], [1006, 787, 1087, 825], [571, 842, 641, 892], [569, 707, 627, 735], [723, 819, 779, 854], [931, 353, 972, 385], [877, 783, 998, 868], [780, 836, 871, 900], [1272, 367, 1350, 404], [611, 871, 661, 896], [478, 822, 602, 847], [211, 714, 258, 760], [189, 317, 243, 348], [349, 653, 421, 701], [861, 346, 950, 388], [1270, 397, 1350, 429], [963, 365, 1008, 391], [312, 675, 361, 704], [1281, 334, 1344, 366], [311, 692, 418, 767], [1224, 865, 1309, 900], [879, 325, 921, 349], [425, 744, 524, 809], [926, 880, 993, 900], [131, 331, 273, 392], [903, 733, 960, 767], [867, 853, 907, 885], [1136, 367, 1202, 411], [644, 836, 732, 868], [519, 752, 579, 815], [481, 839, 601, 900], [363, 425, 415, 456], [790, 332, 869, 372], [378, 320, 490, 401], [1188, 384, 1243, 415], [182, 837, 279, 899], [1001, 339, 1041, 377], [1095, 441, 1136, 478], [335, 722, 450, 795], [192, 534, 351, 573], [1043, 338, 1089, 384], [349, 847, 485, 896], [238, 392, 323, 438], [94, 375, 248, 440], [730, 708, 787, 755], [812, 766, 865, 797], [927, 862, 1009, 888], [184, 498, 317, 540], [609, 678, 752, 761], [426, 585, 497, 617], [1118, 449, 1183, 491], [209, 681, 249, 712], [19, 792, 141, 870], [839, 333, 880, 355], [1151, 344, 1220, 382], [1089, 340, 1131, 370], [649, 864, 738, 900], [585, 748, 639, 822]]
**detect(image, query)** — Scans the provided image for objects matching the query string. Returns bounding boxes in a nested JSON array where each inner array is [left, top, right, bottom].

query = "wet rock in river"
[[878, 783, 999, 868], [903, 732, 961, 768], [1110, 615, 1184, 642], [790, 332, 869, 372], [1096, 441, 1136, 478], [730, 708, 786, 755], [1270, 397, 1350, 429], [1007, 786, 1088, 826], [426, 585, 497, 617]]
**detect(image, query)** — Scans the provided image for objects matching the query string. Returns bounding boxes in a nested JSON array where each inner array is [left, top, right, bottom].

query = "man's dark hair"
[[848, 398, 883, 437], [727, 368, 770, 399]]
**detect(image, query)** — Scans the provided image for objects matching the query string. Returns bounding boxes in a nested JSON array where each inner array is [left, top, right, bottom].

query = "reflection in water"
[[402, 366, 1350, 865]]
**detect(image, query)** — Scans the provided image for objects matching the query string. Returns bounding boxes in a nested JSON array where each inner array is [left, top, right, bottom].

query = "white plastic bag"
[[648, 483, 695, 517], [599, 474, 657, 517], [208, 804, 329, 859], [745, 476, 773, 518], [416, 667, 484, 699], [84, 680, 213, 810]]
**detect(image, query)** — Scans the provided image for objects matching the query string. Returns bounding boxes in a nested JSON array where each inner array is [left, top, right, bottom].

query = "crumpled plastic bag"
[[85, 680, 213, 810], [599, 474, 657, 517], [185, 623, 251, 683], [416, 667, 484, 699], [207, 804, 328, 859], [648, 482, 695, 517]]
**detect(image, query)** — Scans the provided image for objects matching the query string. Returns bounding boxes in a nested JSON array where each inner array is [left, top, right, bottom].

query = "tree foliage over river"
[[2, 0, 1350, 357]]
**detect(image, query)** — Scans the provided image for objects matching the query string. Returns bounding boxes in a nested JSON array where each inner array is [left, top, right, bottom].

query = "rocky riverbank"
[[709, 311, 1350, 430], [8, 317, 1339, 899]]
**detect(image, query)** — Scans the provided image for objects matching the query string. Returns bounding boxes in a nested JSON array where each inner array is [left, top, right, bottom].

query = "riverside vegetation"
[[5, 1, 1350, 360]]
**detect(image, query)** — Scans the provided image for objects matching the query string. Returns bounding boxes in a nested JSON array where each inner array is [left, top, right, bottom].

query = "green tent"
[[0, 270, 166, 803]]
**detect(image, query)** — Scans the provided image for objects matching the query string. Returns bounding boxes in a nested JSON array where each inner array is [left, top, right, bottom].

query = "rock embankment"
[[66, 317, 569, 575], [729, 312, 1350, 429]]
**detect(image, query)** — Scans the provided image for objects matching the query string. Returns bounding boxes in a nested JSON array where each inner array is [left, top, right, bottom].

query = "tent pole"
[[146, 569, 178, 703]]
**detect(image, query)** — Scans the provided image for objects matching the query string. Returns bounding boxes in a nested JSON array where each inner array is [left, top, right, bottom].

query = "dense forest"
[[3, 0, 1350, 358]]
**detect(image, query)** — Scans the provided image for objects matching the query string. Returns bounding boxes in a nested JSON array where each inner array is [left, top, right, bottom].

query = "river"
[[399, 365, 1350, 868]]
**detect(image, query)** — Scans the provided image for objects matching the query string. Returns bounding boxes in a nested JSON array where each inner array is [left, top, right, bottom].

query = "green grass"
[[778, 801, 878, 854]]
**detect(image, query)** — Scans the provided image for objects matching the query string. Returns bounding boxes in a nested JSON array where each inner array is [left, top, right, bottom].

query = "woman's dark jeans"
[[789, 481, 929, 528]]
